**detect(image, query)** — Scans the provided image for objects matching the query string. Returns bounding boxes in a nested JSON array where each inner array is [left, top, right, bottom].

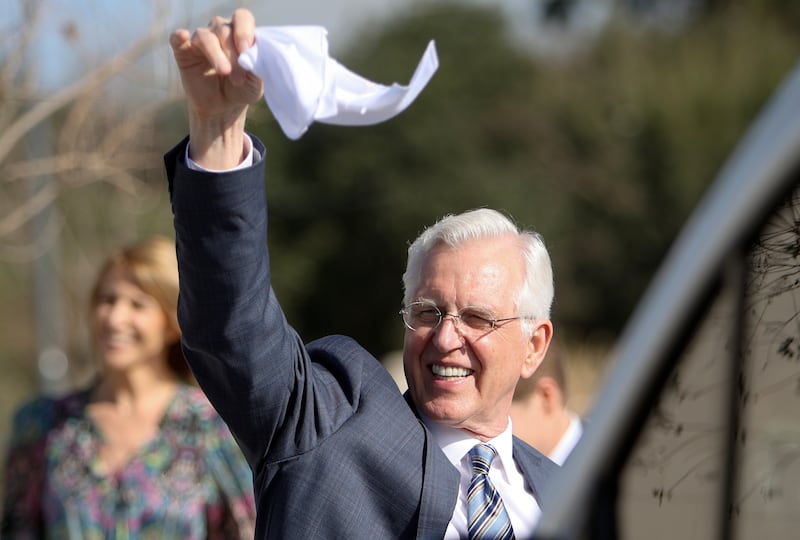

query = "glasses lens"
[[402, 302, 512, 333], [404, 302, 441, 330], [457, 309, 495, 331]]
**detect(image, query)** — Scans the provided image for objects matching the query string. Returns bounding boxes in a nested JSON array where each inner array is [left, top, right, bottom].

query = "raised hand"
[[169, 8, 264, 169]]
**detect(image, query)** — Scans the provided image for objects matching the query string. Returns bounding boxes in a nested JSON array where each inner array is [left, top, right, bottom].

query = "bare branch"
[[0, 18, 167, 166], [0, 1, 46, 126], [0, 0, 245, 242], [0, 1, 45, 90], [102, 96, 184, 156], [2, 151, 159, 186], [0, 181, 57, 237]]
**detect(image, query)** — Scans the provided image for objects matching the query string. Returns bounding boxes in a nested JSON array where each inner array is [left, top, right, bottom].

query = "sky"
[[3, 0, 411, 91], [3, 0, 616, 93]]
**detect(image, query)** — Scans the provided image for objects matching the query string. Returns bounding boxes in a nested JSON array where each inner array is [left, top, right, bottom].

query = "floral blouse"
[[1, 384, 256, 539]]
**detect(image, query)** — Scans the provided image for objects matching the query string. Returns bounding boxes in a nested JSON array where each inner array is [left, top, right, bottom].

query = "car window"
[[617, 184, 800, 539]]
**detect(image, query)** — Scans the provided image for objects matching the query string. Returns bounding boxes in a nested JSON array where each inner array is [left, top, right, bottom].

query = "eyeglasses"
[[399, 300, 525, 333]]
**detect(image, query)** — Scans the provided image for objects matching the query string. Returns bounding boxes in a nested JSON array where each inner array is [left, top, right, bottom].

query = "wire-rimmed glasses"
[[399, 300, 525, 334]]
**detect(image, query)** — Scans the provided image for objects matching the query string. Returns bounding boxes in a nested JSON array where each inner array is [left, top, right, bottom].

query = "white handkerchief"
[[238, 26, 439, 140]]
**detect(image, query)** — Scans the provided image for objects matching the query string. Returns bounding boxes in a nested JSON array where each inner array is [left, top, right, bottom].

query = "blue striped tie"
[[467, 443, 515, 540]]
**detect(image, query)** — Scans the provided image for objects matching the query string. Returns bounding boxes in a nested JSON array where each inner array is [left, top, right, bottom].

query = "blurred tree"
[[0, 0, 245, 497], [543, 0, 579, 24], [700, 0, 800, 23], [250, 0, 799, 356], [0, 1, 253, 383], [0, 2, 192, 394], [544, 3, 799, 337], [250, 4, 556, 355], [1, 0, 797, 447]]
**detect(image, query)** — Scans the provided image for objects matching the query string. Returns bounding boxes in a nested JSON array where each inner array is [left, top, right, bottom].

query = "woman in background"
[[1, 236, 255, 539]]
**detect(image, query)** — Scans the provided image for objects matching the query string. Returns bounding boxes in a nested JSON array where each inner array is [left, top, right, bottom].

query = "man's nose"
[[432, 314, 465, 349]]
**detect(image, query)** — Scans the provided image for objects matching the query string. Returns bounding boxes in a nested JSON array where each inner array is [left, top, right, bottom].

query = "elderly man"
[[166, 8, 558, 539]]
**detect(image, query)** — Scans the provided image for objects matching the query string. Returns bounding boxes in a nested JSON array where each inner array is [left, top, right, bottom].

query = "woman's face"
[[91, 270, 177, 374]]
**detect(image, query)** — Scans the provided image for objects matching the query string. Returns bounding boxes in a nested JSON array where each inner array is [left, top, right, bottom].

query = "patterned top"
[[1, 384, 256, 539]]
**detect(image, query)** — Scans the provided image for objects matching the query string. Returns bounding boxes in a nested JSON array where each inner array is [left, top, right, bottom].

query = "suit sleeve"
[[165, 136, 363, 473]]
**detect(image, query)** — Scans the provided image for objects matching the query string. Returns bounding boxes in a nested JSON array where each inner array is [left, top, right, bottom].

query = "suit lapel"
[[404, 393, 460, 540], [512, 436, 559, 509]]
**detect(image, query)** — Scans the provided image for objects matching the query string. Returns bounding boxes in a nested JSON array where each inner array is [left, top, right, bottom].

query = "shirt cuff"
[[185, 134, 255, 172]]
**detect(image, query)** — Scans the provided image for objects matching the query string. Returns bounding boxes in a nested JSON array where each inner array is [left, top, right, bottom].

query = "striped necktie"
[[467, 443, 515, 540]]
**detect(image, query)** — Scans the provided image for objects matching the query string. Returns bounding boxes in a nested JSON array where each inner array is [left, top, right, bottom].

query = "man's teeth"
[[432, 365, 472, 377]]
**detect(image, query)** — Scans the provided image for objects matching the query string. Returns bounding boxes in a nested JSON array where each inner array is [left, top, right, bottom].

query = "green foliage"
[[250, 4, 554, 354], [249, 1, 799, 355], [545, 5, 800, 337]]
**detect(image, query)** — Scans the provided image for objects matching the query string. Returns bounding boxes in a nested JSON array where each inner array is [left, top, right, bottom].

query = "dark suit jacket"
[[165, 135, 558, 539]]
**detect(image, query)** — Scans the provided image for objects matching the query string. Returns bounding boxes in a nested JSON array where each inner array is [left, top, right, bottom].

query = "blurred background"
[[1, 0, 798, 495]]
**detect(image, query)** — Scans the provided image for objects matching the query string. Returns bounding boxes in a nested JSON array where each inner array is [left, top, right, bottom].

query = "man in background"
[[511, 342, 584, 465]]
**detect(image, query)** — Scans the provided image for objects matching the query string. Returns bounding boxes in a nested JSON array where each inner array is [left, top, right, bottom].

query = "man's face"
[[403, 235, 551, 440]]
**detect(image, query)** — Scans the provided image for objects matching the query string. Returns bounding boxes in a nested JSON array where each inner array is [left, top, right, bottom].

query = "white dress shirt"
[[421, 414, 542, 539], [185, 135, 256, 172], [549, 413, 583, 466]]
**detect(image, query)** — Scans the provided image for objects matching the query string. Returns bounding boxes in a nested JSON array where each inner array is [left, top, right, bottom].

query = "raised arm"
[[165, 10, 365, 474]]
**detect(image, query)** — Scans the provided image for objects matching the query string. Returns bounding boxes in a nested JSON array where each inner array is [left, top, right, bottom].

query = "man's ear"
[[521, 320, 553, 379], [535, 376, 563, 411]]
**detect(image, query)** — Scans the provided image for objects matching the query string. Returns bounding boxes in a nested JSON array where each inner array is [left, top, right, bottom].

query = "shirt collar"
[[419, 412, 516, 482]]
